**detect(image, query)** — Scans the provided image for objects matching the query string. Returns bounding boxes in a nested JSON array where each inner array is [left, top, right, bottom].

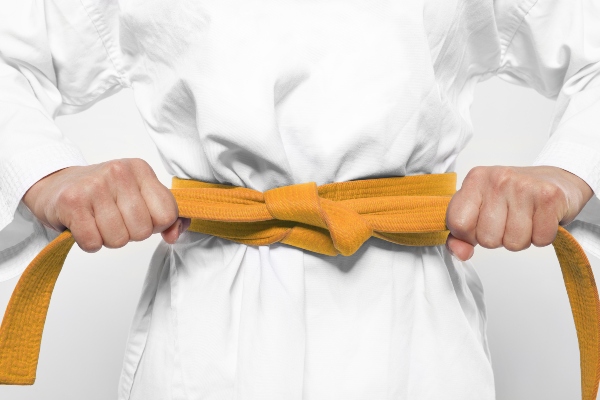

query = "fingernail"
[[445, 243, 455, 257], [467, 247, 474, 260], [177, 219, 184, 235]]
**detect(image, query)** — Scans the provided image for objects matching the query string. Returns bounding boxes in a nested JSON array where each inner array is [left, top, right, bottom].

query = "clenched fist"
[[445, 165, 594, 261], [22, 158, 191, 252]]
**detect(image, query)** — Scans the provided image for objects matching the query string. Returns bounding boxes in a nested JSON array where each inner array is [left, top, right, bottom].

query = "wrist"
[[544, 166, 594, 225], [554, 166, 593, 201], [22, 167, 73, 230]]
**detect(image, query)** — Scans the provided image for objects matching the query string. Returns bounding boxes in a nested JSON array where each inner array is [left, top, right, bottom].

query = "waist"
[[170, 172, 457, 256], [0, 172, 598, 400]]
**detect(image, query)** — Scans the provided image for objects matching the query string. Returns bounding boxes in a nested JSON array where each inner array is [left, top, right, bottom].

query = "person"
[[0, 0, 599, 399]]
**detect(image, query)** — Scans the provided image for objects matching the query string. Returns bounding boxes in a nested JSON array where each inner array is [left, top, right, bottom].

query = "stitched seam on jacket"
[[494, 0, 541, 74], [77, 0, 130, 88], [60, 81, 122, 107]]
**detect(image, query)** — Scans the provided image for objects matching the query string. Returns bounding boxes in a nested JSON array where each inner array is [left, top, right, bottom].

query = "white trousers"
[[119, 231, 495, 400]]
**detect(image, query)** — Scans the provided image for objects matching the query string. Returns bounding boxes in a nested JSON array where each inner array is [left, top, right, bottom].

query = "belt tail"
[[0, 173, 599, 400], [554, 225, 600, 400], [0, 230, 75, 385]]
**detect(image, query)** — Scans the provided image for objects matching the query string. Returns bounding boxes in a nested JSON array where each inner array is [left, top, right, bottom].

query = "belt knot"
[[1, 172, 599, 400], [263, 182, 373, 256]]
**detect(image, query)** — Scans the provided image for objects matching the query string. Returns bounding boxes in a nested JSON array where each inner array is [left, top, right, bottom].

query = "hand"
[[445, 165, 594, 261], [22, 158, 191, 252]]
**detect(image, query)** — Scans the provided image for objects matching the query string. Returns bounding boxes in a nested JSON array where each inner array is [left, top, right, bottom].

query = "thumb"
[[446, 233, 475, 261], [161, 217, 191, 244]]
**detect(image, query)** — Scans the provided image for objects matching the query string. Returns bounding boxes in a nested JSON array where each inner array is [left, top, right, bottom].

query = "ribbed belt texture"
[[0, 172, 598, 399]]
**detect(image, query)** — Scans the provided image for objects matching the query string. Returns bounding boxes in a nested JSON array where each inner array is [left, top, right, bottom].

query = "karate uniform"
[[1, 0, 600, 399]]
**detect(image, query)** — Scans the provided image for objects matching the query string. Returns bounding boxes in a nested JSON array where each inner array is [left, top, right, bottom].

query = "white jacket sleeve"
[[494, 0, 600, 259], [0, 0, 128, 280]]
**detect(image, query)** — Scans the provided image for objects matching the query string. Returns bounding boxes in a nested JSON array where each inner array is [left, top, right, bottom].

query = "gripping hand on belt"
[[21, 158, 191, 252], [445, 165, 594, 262]]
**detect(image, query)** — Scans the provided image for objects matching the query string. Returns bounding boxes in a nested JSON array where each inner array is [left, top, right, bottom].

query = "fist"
[[22, 158, 191, 252], [445, 165, 594, 261]]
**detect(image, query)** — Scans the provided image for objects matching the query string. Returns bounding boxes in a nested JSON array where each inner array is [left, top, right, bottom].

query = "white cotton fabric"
[[1, 0, 600, 398]]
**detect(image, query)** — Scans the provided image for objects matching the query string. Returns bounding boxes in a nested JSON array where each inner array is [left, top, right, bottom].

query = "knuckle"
[[104, 159, 131, 180], [514, 177, 531, 195], [105, 232, 130, 249], [78, 237, 102, 253], [130, 157, 150, 168], [447, 217, 470, 236], [81, 243, 102, 253], [130, 158, 155, 176], [491, 167, 515, 191], [80, 176, 106, 197], [477, 233, 500, 249], [531, 236, 553, 247], [465, 166, 486, 183], [503, 238, 531, 252], [537, 183, 563, 204], [445, 197, 472, 235], [154, 208, 178, 228], [130, 224, 154, 241], [58, 187, 85, 207], [532, 227, 558, 247]]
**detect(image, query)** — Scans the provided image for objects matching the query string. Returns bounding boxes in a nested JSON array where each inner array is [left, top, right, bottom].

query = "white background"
[[0, 76, 597, 399]]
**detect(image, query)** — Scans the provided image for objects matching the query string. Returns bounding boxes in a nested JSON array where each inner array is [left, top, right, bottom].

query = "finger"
[[68, 206, 103, 253], [161, 217, 192, 244], [445, 187, 483, 246], [143, 182, 179, 233], [161, 218, 181, 244], [502, 201, 533, 252], [133, 167, 179, 234], [92, 191, 130, 249], [476, 193, 507, 249], [446, 233, 475, 261], [531, 202, 560, 247], [114, 176, 154, 242]]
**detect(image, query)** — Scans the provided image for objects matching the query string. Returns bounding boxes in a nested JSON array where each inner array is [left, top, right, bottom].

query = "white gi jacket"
[[1, 0, 600, 399]]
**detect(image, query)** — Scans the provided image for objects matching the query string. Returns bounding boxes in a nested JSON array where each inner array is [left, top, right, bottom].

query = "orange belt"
[[0, 172, 598, 398]]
